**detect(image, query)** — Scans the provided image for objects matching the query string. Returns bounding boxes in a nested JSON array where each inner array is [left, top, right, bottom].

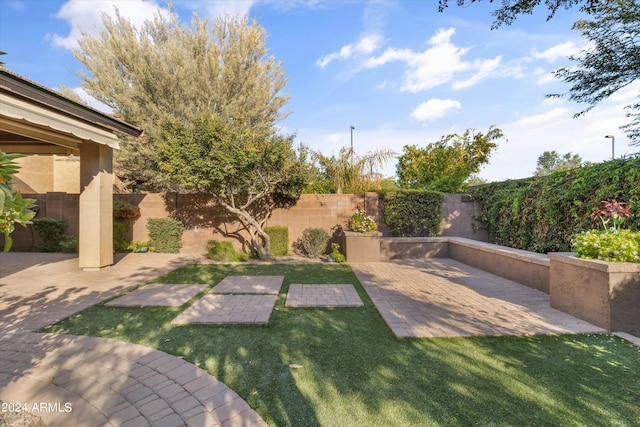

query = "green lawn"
[[44, 264, 640, 426]]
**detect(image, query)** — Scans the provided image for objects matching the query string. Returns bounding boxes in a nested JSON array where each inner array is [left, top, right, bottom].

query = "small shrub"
[[147, 218, 185, 253], [59, 234, 78, 253], [206, 240, 248, 261], [573, 230, 640, 263], [330, 243, 346, 263], [32, 217, 67, 252], [299, 228, 330, 258], [265, 225, 289, 256], [113, 220, 130, 253], [113, 200, 140, 219]]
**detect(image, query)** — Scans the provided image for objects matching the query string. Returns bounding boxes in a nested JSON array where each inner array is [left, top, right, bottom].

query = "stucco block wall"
[[12, 155, 80, 194], [6, 192, 487, 255]]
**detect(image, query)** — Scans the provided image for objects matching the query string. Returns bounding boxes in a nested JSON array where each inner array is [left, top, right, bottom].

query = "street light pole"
[[605, 135, 615, 160], [350, 125, 355, 166]]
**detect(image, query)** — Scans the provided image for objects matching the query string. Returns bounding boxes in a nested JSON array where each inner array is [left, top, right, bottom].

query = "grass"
[[43, 264, 640, 426]]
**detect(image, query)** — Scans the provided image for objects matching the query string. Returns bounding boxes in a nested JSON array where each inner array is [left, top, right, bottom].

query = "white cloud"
[[409, 98, 461, 122], [453, 56, 502, 89], [48, 0, 169, 50], [316, 33, 383, 68], [511, 107, 570, 126], [531, 41, 581, 62]]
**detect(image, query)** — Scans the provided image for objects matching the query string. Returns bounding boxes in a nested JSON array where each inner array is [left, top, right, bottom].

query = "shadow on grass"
[[44, 263, 640, 426]]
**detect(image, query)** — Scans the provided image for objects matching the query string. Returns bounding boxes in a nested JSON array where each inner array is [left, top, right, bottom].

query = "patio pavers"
[[286, 284, 363, 307], [171, 294, 278, 325], [351, 258, 607, 338], [211, 275, 284, 294], [105, 283, 208, 307]]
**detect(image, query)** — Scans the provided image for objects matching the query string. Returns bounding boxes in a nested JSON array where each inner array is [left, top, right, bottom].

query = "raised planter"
[[343, 231, 382, 262], [549, 253, 640, 335]]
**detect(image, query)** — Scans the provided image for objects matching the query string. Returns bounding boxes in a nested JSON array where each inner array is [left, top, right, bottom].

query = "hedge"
[[147, 218, 185, 253], [472, 158, 640, 253], [264, 225, 289, 256], [380, 191, 444, 237]]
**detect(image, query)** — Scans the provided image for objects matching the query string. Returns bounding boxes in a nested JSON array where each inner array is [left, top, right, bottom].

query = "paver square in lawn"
[[105, 284, 208, 307], [170, 294, 278, 324], [286, 284, 364, 307], [210, 275, 284, 295]]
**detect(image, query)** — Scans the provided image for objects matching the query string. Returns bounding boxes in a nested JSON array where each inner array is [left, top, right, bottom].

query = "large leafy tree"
[[0, 152, 36, 252], [549, 0, 640, 144], [534, 150, 583, 176], [157, 115, 310, 259], [397, 126, 503, 193], [73, 9, 289, 190]]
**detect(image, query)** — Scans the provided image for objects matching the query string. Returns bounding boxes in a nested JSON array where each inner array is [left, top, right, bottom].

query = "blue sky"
[[1, 0, 637, 182]]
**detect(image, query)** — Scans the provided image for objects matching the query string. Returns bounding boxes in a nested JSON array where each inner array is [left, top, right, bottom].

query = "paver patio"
[[171, 294, 278, 325], [351, 258, 607, 338], [285, 284, 364, 307], [105, 283, 208, 307], [211, 275, 284, 294]]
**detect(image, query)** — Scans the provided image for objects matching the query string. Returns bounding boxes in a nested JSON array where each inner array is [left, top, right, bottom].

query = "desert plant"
[[299, 228, 330, 258], [206, 240, 248, 262], [264, 226, 288, 256], [147, 218, 184, 253]]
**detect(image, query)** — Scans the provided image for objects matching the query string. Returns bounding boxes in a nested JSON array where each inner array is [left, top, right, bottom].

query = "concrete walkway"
[[0, 252, 267, 427], [351, 258, 606, 338]]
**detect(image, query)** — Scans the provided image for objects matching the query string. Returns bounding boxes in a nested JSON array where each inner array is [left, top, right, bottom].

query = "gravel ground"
[[0, 402, 46, 427]]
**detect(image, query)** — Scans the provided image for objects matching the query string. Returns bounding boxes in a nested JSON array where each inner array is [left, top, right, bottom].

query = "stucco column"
[[79, 142, 113, 270]]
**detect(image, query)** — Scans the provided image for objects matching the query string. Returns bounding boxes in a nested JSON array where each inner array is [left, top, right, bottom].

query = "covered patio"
[[0, 68, 142, 270]]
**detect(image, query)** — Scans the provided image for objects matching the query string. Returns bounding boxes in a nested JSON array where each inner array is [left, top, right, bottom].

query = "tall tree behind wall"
[[73, 9, 289, 190]]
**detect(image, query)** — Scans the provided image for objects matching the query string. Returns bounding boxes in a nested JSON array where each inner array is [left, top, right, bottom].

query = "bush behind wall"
[[380, 191, 445, 237], [472, 158, 640, 253]]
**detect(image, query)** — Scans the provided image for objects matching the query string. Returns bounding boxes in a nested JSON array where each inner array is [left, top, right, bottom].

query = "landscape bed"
[[44, 264, 640, 426]]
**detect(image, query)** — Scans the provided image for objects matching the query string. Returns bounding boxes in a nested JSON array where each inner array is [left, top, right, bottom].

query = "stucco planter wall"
[[549, 253, 640, 335], [343, 231, 382, 262]]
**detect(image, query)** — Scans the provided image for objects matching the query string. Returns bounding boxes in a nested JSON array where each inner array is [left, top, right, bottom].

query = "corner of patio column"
[[79, 141, 114, 270]]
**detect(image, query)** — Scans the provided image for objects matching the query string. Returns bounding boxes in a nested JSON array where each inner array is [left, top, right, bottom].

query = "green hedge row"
[[380, 191, 445, 237], [147, 218, 185, 253], [472, 158, 640, 253]]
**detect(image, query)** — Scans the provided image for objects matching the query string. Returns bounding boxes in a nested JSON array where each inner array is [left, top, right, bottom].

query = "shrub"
[[147, 218, 185, 253], [381, 191, 444, 237], [127, 241, 150, 253], [573, 230, 640, 263], [265, 225, 288, 256], [473, 158, 640, 253], [113, 220, 130, 253], [330, 243, 346, 263], [59, 234, 78, 253], [206, 240, 248, 261], [32, 217, 68, 252], [299, 228, 330, 258], [113, 200, 140, 219]]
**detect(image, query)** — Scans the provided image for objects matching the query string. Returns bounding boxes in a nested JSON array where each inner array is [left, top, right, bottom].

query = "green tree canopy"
[[437, 0, 599, 28], [73, 9, 289, 190], [534, 150, 583, 176], [549, 0, 640, 144], [397, 126, 504, 193], [157, 115, 310, 259]]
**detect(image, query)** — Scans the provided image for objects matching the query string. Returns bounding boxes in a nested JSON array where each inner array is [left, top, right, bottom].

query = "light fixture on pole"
[[604, 135, 615, 160], [350, 125, 355, 150], [350, 125, 355, 167]]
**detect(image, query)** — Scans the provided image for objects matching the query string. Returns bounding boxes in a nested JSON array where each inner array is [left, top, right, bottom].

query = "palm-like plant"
[[314, 146, 396, 194]]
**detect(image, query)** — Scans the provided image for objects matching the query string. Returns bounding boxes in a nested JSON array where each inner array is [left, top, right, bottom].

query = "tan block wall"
[[6, 192, 487, 255]]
